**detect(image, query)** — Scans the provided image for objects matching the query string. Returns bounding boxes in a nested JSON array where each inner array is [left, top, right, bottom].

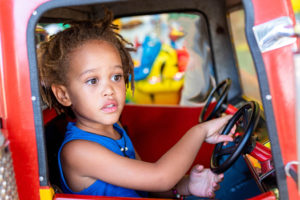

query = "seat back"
[[120, 104, 214, 168], [44, 113, 68, 188]]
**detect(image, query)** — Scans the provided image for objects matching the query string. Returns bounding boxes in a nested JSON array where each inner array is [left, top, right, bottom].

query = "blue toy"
[[133, 35, 161, 81]]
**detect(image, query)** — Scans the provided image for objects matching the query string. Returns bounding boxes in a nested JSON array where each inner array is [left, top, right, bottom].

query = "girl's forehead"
[[67, 40, 122, 73], [69, 39, 119, 58], [82, 39, 116, 49], [70, 39, 116, 56]]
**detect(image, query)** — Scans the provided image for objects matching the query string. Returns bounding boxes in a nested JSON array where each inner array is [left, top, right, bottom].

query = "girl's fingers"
[[230, 124, 236, 134], [222, 135, 234, 141], [217, 173, 224, 181], [222, 134, 234, 145], [196, 164, 204, 172], [190, 164, 204, 175], [214, 184, 220, 191], [222, 114, 233, 121], [217, 135, 233, 146], [209, 191, 216, 198]]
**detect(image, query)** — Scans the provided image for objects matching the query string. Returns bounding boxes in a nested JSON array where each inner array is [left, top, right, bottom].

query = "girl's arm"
[[61, 115, 232, 193]]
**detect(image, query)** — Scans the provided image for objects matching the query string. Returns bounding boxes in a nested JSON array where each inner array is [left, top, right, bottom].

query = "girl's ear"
[[51, 84, 72, 106]]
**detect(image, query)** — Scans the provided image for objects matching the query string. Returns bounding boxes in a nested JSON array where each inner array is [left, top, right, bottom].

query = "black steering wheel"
[[210, 101, 260, 174], [199, 78, 232, 122]]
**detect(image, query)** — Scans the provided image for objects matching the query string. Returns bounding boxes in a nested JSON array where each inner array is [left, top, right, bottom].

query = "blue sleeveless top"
[[58, 122, 145, 197]]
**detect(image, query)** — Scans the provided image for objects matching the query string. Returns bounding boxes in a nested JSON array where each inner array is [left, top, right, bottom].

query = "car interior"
[[29, 0, 280, 199]]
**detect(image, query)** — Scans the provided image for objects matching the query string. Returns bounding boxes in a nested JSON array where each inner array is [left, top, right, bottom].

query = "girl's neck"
[[75, 121, 120, 139]]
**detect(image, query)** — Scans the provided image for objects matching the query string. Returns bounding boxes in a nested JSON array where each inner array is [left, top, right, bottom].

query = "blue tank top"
[[58, 122, 146, 197]]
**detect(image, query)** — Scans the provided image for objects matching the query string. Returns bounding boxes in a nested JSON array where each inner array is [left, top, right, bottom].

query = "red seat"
[[120, 104, 214, 168]]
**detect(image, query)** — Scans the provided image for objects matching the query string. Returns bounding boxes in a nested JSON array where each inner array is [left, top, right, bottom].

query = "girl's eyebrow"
[[79, 68, 97, 78], [108, 65, 124, 71], [114, 65, 123, 70], [79, 65, 123, 78]]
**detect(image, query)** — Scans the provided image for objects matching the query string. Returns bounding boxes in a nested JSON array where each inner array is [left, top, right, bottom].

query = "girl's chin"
[[76, 115, 120, 126], [99, 116, 121, 125]]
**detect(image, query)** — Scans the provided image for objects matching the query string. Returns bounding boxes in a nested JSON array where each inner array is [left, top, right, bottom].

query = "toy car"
[[0, 0, 299, 199]]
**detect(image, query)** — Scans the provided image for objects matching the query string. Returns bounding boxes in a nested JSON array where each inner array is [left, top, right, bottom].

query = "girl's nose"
[[103, 83, 114, 96]]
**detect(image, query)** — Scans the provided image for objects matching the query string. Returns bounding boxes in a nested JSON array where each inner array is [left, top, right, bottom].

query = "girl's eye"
[[111, 74, 123, 82], [86, 78, 98, 85]]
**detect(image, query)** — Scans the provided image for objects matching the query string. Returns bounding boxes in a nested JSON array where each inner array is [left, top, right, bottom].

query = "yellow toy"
[[129, 44, 184, 104]]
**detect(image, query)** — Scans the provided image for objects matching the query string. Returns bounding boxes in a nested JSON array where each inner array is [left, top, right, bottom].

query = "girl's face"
[[64, 40, 126, 131]]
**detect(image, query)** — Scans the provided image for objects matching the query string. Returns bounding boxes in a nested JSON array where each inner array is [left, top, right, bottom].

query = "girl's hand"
[[202, 115, 235, 144], [188, 164, 223, 198]]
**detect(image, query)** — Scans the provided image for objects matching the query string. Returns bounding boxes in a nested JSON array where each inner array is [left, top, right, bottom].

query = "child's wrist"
[[199, 123, 210, 140], [172, 176, 191, 199], [190, 124, 207, 140], [172, 187, 185, 199]]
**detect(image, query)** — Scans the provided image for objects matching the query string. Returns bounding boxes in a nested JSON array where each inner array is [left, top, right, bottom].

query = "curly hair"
[[37, 10, 135, 116]]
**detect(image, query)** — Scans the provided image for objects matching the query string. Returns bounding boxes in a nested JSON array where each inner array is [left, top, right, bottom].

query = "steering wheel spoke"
[[233, 135, 242, 144], [215, 145, 237, 158]]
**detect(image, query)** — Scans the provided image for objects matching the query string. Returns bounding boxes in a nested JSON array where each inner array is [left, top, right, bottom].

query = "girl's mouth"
[[101, 103, 118, 113]]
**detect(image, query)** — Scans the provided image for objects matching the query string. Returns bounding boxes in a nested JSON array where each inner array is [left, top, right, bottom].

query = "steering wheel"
[[210, 101, 260, 174], [199, 78, 232, 122]]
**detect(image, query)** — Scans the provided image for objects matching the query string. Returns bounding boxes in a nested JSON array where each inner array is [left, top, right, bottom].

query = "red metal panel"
[[0, 45, 4, 120], [247, 191, 276, 200], [0, 0, 49, 199], [251, 0, 299, 199], [54, 193, 168, 200]]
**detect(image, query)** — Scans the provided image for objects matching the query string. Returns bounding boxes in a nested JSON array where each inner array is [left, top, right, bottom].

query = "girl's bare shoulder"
[[61, 140, 108, 163]]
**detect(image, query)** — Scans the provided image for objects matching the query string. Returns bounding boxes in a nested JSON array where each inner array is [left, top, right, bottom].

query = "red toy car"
[[0, 0, 299, 199]]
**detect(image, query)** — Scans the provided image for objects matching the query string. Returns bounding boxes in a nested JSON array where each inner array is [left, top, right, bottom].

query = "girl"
[[37, 10, 233, 198]]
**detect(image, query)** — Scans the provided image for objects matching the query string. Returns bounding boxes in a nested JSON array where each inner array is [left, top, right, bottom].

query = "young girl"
[[37, 10, 233, 198]]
